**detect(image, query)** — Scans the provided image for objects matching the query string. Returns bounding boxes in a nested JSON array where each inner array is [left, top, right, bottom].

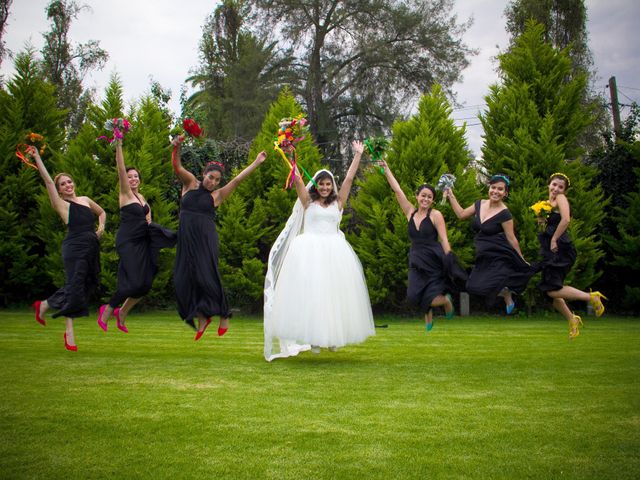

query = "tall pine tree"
[[217, 88, 322, 310], [0, 49, 66, 305], [480, 21, 603, 304], [349, 84, 480, 309]]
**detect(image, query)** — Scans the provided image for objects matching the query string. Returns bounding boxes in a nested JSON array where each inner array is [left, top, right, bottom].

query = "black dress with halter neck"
[[537, 211, 577, 292], [108, 200, 177, 308], [47, 200, 100, 318], [174, 185, 230, 328], [406, 210, 467, 311], [466, 200, 535, 304]]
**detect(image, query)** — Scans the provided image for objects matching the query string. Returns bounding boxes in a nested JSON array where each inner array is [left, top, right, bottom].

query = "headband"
[[549, 172, 570, 187], [490, 174, 510, 186]]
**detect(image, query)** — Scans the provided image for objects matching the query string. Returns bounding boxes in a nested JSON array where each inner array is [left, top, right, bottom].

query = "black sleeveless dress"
[[407, 211, 467, 310], [47, 201, 100, 318], [174, 185, 230, 328], [537, 211, 577, 292], [466, 200, 535, 303], [108, 201, 177, 307]]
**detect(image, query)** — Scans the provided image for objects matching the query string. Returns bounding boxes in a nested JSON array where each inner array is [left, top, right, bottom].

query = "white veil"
[[263, 169, 338, 361]]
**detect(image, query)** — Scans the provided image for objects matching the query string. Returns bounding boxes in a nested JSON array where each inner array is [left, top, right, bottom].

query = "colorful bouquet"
[[436, 173, 456, 205], [98, 118, 131, 144], [364, 137, 389, 173], [274, 115, 315, 189], [16, 132, 47, 170]]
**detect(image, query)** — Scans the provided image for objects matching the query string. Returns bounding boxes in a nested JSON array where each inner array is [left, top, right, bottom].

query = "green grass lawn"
[[0, 310, 638, 479]]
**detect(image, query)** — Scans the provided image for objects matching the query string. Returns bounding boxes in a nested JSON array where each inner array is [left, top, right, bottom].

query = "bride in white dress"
[[264, 141, 375, 361]]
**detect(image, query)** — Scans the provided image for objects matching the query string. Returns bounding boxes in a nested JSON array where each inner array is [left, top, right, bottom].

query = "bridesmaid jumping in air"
[[171, 135, 266, 340], [97, 138, 176, 333], [536, 173, 606, 338], [444, 174, 535, 313], [380, 161, 466, 331], [28, 147, 105, 351]]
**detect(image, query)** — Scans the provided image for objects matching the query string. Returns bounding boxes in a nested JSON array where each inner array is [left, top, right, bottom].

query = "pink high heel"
[[114, 308, 128, 333], [97, 304, 108, 332]]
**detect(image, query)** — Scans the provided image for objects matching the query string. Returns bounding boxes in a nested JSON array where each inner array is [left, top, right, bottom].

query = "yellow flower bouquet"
[[531, 200, 553, 228]]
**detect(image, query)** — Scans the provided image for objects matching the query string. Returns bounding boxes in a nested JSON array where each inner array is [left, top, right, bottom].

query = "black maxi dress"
[[108, 201, 177, 308], [47, 201, 101, 318], [537, 211, 577, 292], [466, 200, 535, 304], [174, 185, 230, 328], [406, 210, 468, 311]]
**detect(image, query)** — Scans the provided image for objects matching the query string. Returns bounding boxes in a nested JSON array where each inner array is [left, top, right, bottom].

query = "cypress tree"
[[0, 50, 66, 305], [480, 21, 603, 304], [349, 84, 480, 309], [217, 88, 322, 310]]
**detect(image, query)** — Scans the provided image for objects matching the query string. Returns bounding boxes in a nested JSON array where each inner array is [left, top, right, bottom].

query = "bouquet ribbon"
[[15, 144, 38, 170]]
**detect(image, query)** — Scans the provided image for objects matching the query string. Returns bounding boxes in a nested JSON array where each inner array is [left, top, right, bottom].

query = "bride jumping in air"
[[264, 141, 375, 361]]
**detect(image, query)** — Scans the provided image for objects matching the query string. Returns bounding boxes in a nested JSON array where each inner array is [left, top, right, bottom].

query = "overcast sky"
[[2, 0, 639, 157]]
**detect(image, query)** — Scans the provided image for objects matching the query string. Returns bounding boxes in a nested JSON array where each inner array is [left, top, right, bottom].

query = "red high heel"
[[114, 308, 128, 333], [217, 327, 228, 337], [64, 333, 78, 352], [32, 300, 46, 326], [194, 318, 211, 341]]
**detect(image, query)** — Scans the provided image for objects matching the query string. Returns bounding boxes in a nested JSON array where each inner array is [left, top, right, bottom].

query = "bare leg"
[[65, 317, 76, 346], [431, 294, 454, 317], [99, 304, 115, 325], [425, 309, 433, 331], [194, 314, 212, 341], [118, 297, 142, 326], [547, 286, 590, 303], [549, 294, 583, 339], [551, 297, 573, 322], [39, 300, 50, 317], [219, 317, 229, 330]]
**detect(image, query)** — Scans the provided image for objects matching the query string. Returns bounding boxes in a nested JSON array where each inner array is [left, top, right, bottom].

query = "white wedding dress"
[[264, 200, 374, 360]]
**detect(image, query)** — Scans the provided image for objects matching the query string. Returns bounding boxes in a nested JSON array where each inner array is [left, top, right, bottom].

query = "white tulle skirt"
[[270, 230, 375, 348]]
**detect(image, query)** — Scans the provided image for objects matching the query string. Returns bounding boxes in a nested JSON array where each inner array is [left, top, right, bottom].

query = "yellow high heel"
[[589, 290, 608, 317], [569, 314, 582, 339]]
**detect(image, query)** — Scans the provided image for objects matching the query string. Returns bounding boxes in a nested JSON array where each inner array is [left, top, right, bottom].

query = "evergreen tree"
[[0, 49, 66, 305], [480, 21, 603, 305], [590, 104, 640, 311], [217, 88, 322, 310], [349, 84, 480, 309]]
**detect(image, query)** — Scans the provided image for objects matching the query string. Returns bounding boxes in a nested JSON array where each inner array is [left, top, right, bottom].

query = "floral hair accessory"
[[206, 161, 224, 169], [273, 115, 316, 189], [16, 133, 47, 170], [549, 172, 570, 188], [183, 118, 203, 138], [531, 200, 553, 220], [98, 118, 131, 144], [436, 173, 456, 205]]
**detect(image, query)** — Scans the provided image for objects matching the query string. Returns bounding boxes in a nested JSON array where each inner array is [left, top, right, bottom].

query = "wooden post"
[[609, 76, 622, 138], [460, 292, 470, 316]]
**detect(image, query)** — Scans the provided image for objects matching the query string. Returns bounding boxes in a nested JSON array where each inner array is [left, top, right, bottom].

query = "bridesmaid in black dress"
[[97, 138, 176, 333], [171, 135, 266, 340], [28, 147, 105, 351], [445, 174, 533, 313], [381, 161, 465, 330], [536, 173, 606, 339]]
